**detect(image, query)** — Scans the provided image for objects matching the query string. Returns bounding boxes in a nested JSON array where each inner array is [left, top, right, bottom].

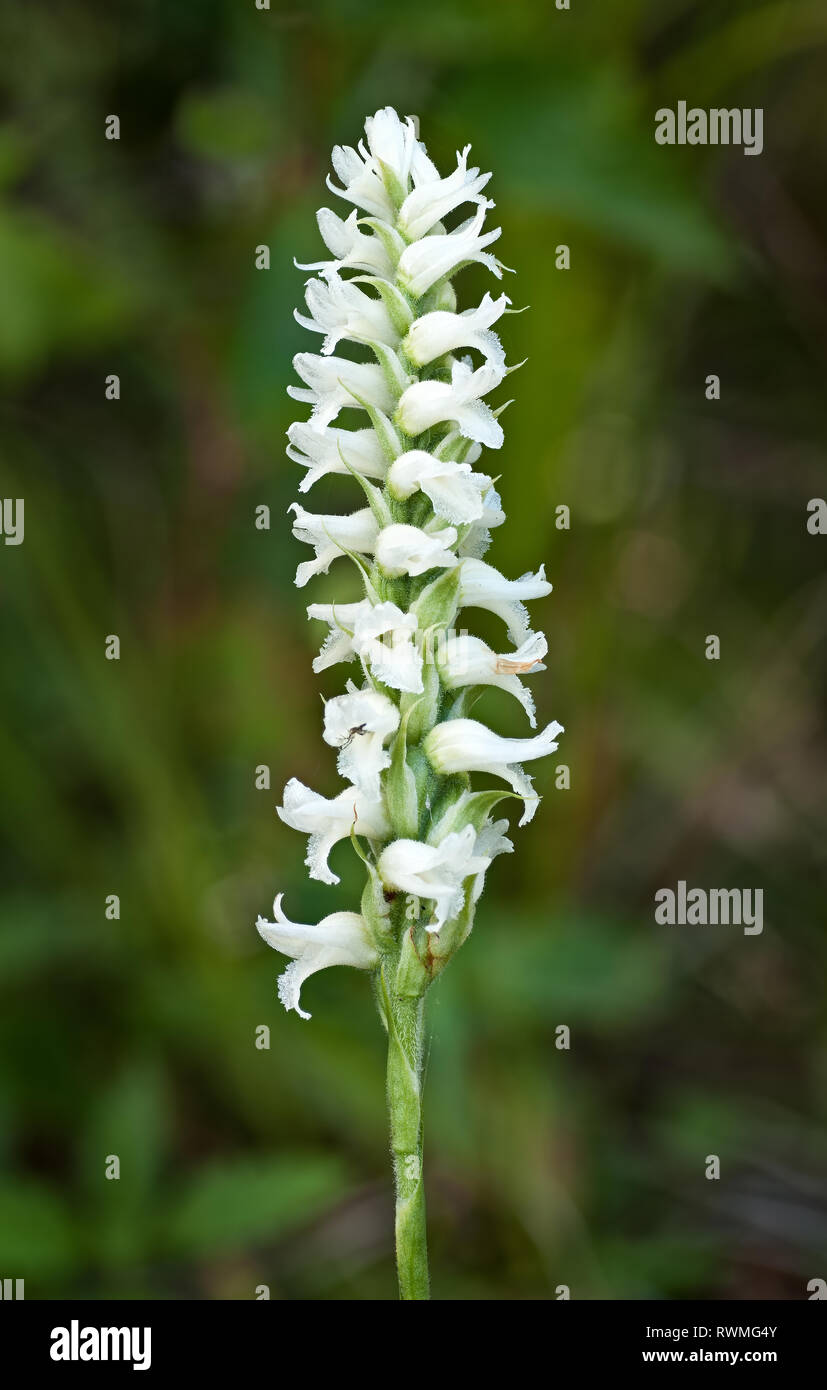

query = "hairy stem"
[[385, 979, 429, 1299]]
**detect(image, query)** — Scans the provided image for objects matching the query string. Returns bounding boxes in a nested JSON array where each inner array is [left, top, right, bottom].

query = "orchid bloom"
[[457, 556, 552, 642], [276, 776, 389, 884], [387, 449, 493, 525], [377, 826, 497, 933], [256, 896, 378, 1021], [396, 359, 506, 447], [437, 630, 548, 726], [403, 291, 510, 369], [375, 522, 458, 577], [287, 421, 387, 492], [424, 718, 564, 826], [323, 683, 401, 798], [288, 503, 379, 586]]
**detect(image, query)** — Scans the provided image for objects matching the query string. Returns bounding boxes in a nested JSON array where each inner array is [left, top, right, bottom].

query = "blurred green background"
[[1, 0, 826, 1300]]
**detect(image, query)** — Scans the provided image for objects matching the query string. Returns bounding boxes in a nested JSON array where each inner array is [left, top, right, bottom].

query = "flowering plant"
[[257, 107, 563, 1300]]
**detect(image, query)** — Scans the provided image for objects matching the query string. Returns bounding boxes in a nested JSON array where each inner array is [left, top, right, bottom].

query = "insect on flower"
[[339, 723, 368, 749]]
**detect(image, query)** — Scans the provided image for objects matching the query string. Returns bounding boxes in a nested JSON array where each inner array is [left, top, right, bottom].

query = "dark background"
[[0, 0, 825, 1299]]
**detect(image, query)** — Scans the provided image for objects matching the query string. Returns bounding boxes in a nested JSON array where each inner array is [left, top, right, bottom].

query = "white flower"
[[437, 631, 547, 726], [289, 352, 394, 430], [296, 207, 397, 278], [257, 895, 378, 1020], [307, 599, 374, 672], [326, 109, 419, 222], [277, 777, 390, 884], [403, 292, 509, 369], [396, 205, 504, 298], [458, 486, 506, 558], [398, 145, 493, 241], [323, 682, 400, 796], [364, 106, 419, 187], [457, 557, 552, 644], [352, 600, 423, 692], [308, 599, 424, 692], [424, 718, 564, 825], [327, 144, 395, 222], [396, 359, 505, 447], [375, 522, 458, 577], [286, 421, 387, 493], [295, 269, 398, 355], [387, 449, 491, 525], [378, 826, 492, 932], [289, 504, 379, 587]]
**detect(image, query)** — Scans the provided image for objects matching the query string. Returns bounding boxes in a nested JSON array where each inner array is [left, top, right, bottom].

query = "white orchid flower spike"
[[257, 105, 564, 1302]]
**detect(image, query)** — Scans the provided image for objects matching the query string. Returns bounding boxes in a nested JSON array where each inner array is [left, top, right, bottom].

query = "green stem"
[[385, 981, 429, 1300]]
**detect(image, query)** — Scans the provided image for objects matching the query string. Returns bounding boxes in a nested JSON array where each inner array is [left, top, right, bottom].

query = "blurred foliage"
[[0, 0, 826, 1299]]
